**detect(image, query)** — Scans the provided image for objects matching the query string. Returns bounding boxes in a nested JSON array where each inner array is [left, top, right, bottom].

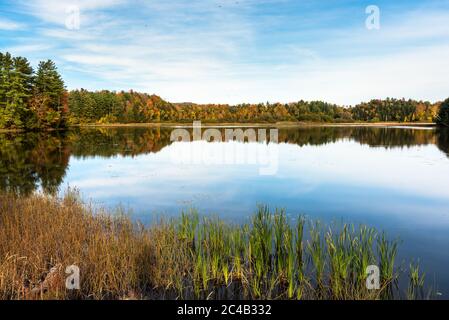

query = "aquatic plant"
[[0, 191, 431, 300]]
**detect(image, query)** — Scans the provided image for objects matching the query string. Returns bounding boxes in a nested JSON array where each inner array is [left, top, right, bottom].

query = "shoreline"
[[77, 121, 437, 129], [0, 191, 426, 300], [0, 122, 437, 133]]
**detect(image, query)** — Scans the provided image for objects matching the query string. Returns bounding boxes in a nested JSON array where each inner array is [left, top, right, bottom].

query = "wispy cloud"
[[0, 18, 23, 30], [17, 0, 125, 26], [4, 44, 53, 55], [2, 0, 449, 104]]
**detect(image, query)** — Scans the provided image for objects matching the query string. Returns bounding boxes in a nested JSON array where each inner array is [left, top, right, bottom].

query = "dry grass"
[[0, 192, 427, 300], [0, 190, 152, 299]]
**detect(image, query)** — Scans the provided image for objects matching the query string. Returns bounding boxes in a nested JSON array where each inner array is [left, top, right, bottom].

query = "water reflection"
[[0, 126, 448, 195], [2, 125, 449, 296], [0, 131, 70, 194], [437, 127, 449, 156]]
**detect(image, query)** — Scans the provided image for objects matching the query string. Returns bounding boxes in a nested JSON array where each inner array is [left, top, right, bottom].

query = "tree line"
[[67, 90, 444, 125], [1, 52, 448, 130], [0, 52, 67, 129], [67, 89, 355, 124]]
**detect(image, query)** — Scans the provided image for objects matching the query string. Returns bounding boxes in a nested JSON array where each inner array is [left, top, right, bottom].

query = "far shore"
[[0, 121, 437, 133], [76, 121, 437, 129]]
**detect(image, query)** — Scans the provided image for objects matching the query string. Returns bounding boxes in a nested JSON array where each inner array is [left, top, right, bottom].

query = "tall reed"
[[0, 191, 431, 300]]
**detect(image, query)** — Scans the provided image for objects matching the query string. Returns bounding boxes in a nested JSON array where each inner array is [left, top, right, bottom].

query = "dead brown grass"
[[0, 191, 153, 299]]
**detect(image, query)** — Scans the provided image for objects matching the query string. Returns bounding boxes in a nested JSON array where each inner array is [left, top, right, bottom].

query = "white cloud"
[[0, 18, 23, 30], [58, 42, 449, 105], [18, 0, 125, 26], [9, 1, 449, 104], [5, 44, 53, 55]]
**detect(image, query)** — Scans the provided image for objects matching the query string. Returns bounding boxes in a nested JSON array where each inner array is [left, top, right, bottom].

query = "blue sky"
[[1, 0, 449, 105]]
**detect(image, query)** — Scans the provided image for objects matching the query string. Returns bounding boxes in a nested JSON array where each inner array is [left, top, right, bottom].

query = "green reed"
[[377, 232, 399, 299], [325, 224, 353, 299], [352, 225, 376, 284], [294, 216, 305, 299], [308, 221, 326, 292], [407, 261, 426, 300], [377, 233, 398, 282], [161, 207, 419, 300]]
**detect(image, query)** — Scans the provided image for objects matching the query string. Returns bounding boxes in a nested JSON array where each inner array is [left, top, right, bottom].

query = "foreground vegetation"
[[1, 51, 448, 130], [0, 191, 429, 300]]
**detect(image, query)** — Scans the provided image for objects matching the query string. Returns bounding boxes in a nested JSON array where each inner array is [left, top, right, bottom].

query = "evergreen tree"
[[436, 99, 449, 127], [0, 52, 7, 109], [0, 52, 14, 127], [0, 53, 34, 128], [32, 59, 66, 128], [9, 56, 34, 127]]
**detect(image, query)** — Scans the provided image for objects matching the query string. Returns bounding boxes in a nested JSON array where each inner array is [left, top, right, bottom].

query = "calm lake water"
[[1, 125, 449, 297]]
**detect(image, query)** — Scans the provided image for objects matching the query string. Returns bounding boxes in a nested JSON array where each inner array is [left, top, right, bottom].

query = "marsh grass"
[[0, 193, 430, 300]]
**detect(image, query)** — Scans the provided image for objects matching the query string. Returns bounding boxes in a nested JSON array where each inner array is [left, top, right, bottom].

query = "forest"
[[1, 52, 448, 130], [67, 91, 442, 125], [0, 52, 67, 130]]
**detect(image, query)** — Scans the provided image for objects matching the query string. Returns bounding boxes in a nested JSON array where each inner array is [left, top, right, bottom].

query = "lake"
[[1, 125, 449, 297]]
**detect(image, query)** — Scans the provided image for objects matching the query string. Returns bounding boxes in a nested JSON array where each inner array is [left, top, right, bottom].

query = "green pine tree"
[[32, 59, 66, 128], [9, 56, 35, 128], [0, 53, 35, 128], [436, 98, 449, 127], [0, 52, 14, 128]]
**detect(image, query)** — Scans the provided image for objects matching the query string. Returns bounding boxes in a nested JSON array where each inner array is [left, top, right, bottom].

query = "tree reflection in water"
[[0, 126, 446, 195]]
